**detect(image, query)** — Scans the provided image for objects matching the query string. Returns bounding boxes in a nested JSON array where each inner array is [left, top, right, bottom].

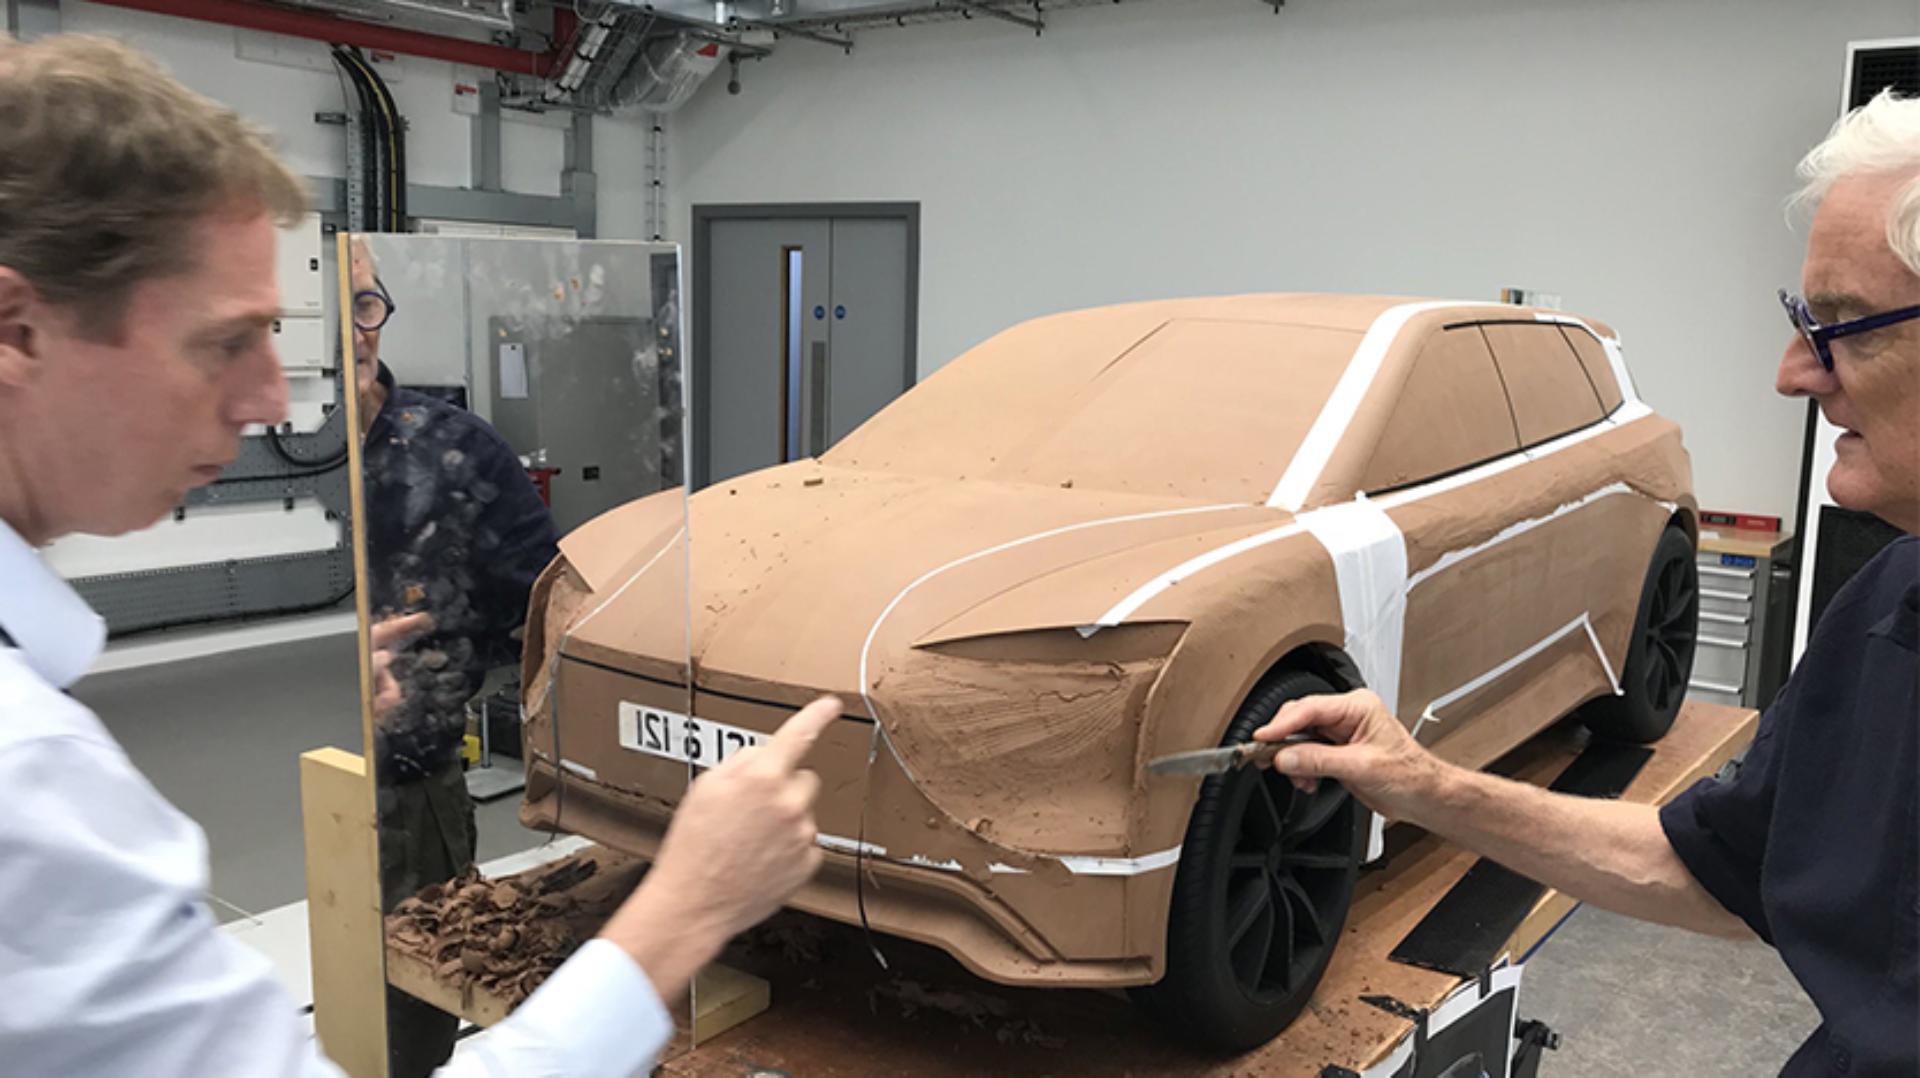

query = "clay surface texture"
[[518, 293, 1695, 999]]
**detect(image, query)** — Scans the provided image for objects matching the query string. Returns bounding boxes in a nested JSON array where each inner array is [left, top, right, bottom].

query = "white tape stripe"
[[1583, 615, 1624, 696], [1088, 520, 1307, 632], [857, 503, 1244, 693], [567, 525, 687, 638], [814, 834, 1181, 877], [1534, 311, 1640, 404], [1402, 482, 1635, 594], [852, 506, 1236, 866], [1365, 812, 1387, 864], [1267, 300, 1484, 511], [1417, 614, 1590, 732], [1372, 403, 1653, 512], [1058, 847, 1183, 876], [1412, 611, 1622, 738], [559, 758, 598, 781], [1300, 497, 1408, 716], [1101, 407, 1660, 633]]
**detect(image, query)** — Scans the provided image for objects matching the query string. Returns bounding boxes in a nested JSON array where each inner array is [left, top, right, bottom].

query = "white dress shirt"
[[0, 519, 672, 1076]]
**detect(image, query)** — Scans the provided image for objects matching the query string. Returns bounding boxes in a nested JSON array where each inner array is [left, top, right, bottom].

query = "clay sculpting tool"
[[1147, 736, 1310, 777]]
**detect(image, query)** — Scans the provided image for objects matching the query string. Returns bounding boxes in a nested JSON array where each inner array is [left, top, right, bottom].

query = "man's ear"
[[0, 269, 45, 392]]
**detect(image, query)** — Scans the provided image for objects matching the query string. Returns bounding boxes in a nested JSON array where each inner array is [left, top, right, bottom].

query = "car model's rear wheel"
[[1581, 526, 1699, 743], [1132, 669, 1366, 1053]]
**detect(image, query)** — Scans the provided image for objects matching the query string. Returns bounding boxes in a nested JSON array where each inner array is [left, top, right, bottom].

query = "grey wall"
[[669, 0, 1920, 520]]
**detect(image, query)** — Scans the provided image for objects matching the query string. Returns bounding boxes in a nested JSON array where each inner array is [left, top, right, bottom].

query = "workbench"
[[383, 701, 1755, 1076]]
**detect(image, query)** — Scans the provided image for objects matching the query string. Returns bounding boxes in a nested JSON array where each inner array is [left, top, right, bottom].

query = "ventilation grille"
[[1850, 43, 1920, 109]]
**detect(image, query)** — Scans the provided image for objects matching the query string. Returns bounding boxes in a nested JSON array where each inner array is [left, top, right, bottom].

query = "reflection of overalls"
[[362, 362, 558, 1076]]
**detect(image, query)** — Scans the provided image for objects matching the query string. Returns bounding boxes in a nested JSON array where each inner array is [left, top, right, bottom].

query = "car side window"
[[1480, 323, 1608, 447], [1360, 326, 1523, 493], [1557, 325, 1624, 412]]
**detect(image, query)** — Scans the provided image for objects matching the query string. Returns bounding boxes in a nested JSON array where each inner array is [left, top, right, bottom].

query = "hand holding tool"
[[1147, 736, 1311, 778]]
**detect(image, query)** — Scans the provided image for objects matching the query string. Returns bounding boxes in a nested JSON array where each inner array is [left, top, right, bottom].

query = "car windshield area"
[[826, 316, 1359, 505]]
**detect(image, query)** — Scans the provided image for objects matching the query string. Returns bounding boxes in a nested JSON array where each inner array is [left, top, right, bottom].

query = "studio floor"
[[76, 633, 1821, 1073]]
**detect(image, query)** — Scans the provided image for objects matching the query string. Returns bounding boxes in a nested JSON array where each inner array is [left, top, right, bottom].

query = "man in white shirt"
[[0, 32, 838, 1076]]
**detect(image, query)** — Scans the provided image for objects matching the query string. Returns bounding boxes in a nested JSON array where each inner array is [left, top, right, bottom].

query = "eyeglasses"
[[1778, 288, 1920, 371], [353, 277, 397, 332]]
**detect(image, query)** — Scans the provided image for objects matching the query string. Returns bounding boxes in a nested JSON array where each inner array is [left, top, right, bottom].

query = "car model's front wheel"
[[1131, 668, 1366, 1053]]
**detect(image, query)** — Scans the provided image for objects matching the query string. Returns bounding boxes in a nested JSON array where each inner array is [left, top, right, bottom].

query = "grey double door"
[[699, 209, 915, 487]]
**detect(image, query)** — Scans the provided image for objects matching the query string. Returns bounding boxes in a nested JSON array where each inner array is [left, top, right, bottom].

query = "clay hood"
[[555, 460, 1284, 709]]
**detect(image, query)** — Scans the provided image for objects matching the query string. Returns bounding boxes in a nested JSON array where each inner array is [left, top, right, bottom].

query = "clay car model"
[[519, 294, 1699, 1050]]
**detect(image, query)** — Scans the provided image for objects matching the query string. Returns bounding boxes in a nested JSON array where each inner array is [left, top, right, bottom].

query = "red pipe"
[[92, 0, 559, 77], [550, 6, 577, 69]]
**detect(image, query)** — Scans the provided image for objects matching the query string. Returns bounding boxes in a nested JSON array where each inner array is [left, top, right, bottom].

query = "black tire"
[[1581, 526, 1699, 743], [1131, 669, 1366, 1053]]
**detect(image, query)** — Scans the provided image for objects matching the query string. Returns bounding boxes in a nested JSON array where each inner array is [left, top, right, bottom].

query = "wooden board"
[[1698, 526, 1789, 560], [659, 701, 1756, 1077], [301, 748, 389, 1078], [386, 945, 770, 1044], [383, 846, 770, 1047]]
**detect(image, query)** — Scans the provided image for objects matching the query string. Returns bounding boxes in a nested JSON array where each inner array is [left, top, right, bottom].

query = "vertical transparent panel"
[[783, 247, 805, 463], [346, 234, 691, 1071]]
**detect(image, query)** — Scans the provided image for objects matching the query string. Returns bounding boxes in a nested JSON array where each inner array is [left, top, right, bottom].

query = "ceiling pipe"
[[89, 0, 561, 77]]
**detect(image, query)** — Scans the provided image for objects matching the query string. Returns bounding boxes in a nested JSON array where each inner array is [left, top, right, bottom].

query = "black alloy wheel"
[[1642, 552, 1700, 714], [1132, 669, 1366, 1052], [1581, 525, 1699, 743]]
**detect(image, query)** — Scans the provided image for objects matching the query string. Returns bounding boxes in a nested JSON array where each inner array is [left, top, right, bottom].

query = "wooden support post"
[[301, 747, 389, 1078]]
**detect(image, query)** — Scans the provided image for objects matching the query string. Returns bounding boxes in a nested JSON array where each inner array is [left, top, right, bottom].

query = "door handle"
[[809, 341, 829, 456]]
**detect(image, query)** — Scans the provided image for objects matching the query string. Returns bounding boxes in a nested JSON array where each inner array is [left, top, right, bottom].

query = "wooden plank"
[[690, 963, 774, 1043], [386, 941, 770, 1042], [301, 747, 388, 1078], [1505, 704, 1758, 963], [383, 846, 770, 1044], [1698, 526, 1788, 560]]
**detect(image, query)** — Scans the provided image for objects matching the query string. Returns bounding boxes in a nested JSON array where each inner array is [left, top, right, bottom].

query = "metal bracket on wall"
[[956, 2, 1042, 34], [5, 0, 60, 39], [185, 406, 355, 520], [309, 176, 590, 234], [562, 109, 598, 239], [344, 107, 369, 231], [645, 116, 667, 242], [75, 547, 355, 638], [472, 80, 503, 192]]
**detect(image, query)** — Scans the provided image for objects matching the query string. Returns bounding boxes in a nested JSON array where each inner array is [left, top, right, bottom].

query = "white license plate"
[[617, 703, 765, 767]]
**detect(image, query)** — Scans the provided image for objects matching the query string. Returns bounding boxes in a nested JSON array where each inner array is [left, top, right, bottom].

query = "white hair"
[[1793, 89, 1920, 277]]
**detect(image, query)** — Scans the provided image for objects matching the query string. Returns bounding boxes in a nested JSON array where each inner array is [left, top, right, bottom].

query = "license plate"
[[617, 703, 765, 767]]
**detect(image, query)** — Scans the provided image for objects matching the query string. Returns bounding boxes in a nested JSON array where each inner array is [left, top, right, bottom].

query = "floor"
[[76, 637, 1823, 1073], [1526, 906, 1820, 1075], [72, 633, 548, 924]]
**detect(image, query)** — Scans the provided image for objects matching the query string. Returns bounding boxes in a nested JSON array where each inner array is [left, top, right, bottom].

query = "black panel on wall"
[[1850, 44, 1920, 108], [1810, 506, 1905, 635]]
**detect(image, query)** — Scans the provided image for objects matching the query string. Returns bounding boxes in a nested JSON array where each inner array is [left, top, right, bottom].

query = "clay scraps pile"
[[385, 850, 645, 1006]]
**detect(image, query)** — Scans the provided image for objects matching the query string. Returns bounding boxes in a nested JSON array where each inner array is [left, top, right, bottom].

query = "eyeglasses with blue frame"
[[352, 276, 397, 332], [1778, 288, 1920, 371]]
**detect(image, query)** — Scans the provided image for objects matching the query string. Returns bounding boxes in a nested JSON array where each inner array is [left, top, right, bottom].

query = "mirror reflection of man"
[[348, 238, 563, 1076], [1, 33, 835, 1077]]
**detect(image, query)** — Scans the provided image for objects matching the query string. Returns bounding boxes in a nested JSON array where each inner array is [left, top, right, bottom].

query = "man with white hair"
[[1258, 91, 1919, 1075]]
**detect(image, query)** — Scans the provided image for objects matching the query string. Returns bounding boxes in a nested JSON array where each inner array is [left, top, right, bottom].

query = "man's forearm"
[[1409, 762, 1752, 939], [598, 881, 730, 1001]]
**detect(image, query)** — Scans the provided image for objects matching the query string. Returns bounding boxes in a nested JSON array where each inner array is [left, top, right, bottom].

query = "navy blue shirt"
[[363, 364, 559, 781], [1662, 535, 1919, 1076]]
